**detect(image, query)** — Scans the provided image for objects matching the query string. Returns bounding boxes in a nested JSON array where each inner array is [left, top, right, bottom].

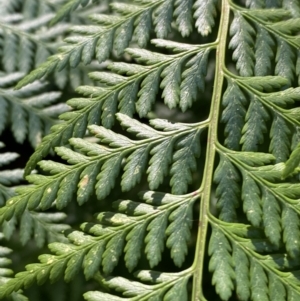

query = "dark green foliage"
[[0, 73, 64, 148], [1, 0, 300, 301]]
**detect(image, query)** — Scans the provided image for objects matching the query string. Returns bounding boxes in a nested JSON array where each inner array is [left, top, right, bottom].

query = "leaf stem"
[[192, 0, 231, 300]]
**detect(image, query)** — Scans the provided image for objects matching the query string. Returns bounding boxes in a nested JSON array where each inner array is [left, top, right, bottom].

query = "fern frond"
[[23, 43, 211, 174], [0, 142, 34, 301], [208, 219, 300, 301], [221, 74, 300, 162], [0, 0, 100, 89], [0, 10, 57, 73], [0, 191, 196, 296], [0, 233, 28, 301], [230, 4, 300, 83], [16, 0, 220, 89], [84, 271, 191, 301], [0, 72, 66, 148], [282, 142, 300, 178], [3, 0, 300, 300], [50, 0, 103, 25], [0, 143, 22, 207], [0, 113, 205, 221], [0, 142, 69, 248], [214, 143, 300, 259], [229, 12, 255, 77], [19, 211, 70, 248]]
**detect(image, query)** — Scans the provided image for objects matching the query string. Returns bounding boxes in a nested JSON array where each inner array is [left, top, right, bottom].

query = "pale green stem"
[[192, 0, 231, 300]]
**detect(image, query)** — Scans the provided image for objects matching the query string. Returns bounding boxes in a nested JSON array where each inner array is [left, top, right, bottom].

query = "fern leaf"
[[16, 0, 218, 89], [124, 223, 147, 272], [240, 96, 269, 151], [241, 172, 262, 227], [147, 139, 174, 190], [270, 18, 300, 35], [0, 192, 196, 296], [214, 155, 240, 222], [3, 1, 300, 300], [1, 12, 55, 73], [0, 233, 28, 300], [83, 271, 190, 301], [250, 259, 268, 301], [0, 0, 101, 90], [275, 40, 295, 85], [23, 44, 210, 174], [170, 129, 202, 194], [261, 189, 281, 246], [50, 0, 101, 25], [0, 142, 68, 299], [193, 0, 218, 36], [0, 73, 66, 148], [229, 12, 255, 77], [282, 142, 300, 178], [84, 291, 125, 301], [166, 199, 194, 267], [221, 79, 247, 150], [269, 113, 291, 163], [19, 211, 69, 247], [232, 244, 250, 300], [282, 204, 300, 258], [145, 211, 168, 268], [0, 114, 206, 220], [208, 227, 235, 300], [254, 27, 275, 76]]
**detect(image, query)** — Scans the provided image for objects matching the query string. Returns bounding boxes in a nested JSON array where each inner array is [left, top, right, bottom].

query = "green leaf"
[[214, 155, 240, 222], [147, 139, 174, 190], [145, 211, 169, 268], [250, 260, 268, 301], [282, 142, 300, 178], [164, 276, 189, 301], [241, 96, 270, 151], [270, 18, 300, 35], [241, 173, 262, 227], [84, 291, 126, 301], [270, 113, 291, 163], [268, 273, 286, 301], [254, 27, 275, 76], [160, 59, 182, 109], [262, 189, 281, 246], [3, 1, 300, 301], [282, 205, 300, 258], [180, 49, 209, 111], [233, 245, 250, 301], [124, 223, 147, 272], [209, 228, 235, 301], [65, 250, 85, 282], [275, 40, 295, 85], [174, 0, 193, 37], [194, 0, 218, 36], [229, 12, 255, 76], [96, 156, 122, 200], [77, 163, 101, 205], [57, 170, 81, 209], [166, 200, 194, 267], [170, 129, 202, 194], [221, 79, 247, 150], [83, 242, 105, 280], [102, 233, 125, 275], [122, 146, 149, 192], [136, 69, 162, 118], [153, 0, 173, 38]]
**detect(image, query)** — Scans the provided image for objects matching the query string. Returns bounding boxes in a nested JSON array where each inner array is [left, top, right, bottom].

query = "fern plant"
[[1, 0, 300, 300]]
